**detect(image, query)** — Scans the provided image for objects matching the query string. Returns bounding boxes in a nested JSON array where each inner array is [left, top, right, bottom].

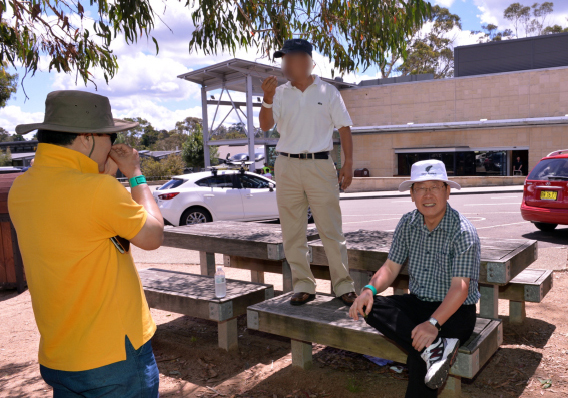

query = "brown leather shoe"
[[340, 292, 358, 306], [290, 292, 316, 306]]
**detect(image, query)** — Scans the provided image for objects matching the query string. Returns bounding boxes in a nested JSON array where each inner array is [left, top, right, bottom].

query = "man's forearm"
[[338, 126, 353, 165], [365, 260, 402, 294], [259, 106, 274, 132], [431, 278, 469, 325], [131, 185, 164, 226]]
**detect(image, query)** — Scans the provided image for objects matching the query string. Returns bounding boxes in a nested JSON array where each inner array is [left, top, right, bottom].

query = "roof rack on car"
[[546, 149, 568, 157]]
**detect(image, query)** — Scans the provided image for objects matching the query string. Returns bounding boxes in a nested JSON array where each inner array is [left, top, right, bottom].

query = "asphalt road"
[[132, 190, 567, 266], [338, 191, 568, 249]]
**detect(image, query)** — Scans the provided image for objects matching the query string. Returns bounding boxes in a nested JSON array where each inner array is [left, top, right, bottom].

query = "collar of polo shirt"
[[284, 74, 321, 89], [410, 202, 456, 232]]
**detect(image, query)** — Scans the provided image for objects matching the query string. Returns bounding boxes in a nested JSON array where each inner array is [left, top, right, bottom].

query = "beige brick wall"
[[342, 66, 568, 125], [341, 66, 568, 177]]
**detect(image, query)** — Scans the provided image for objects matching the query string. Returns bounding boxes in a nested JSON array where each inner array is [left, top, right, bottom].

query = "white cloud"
[[434, 0, 456, 7], [0, 106, 44, 136], [473, 0, 568, 36]]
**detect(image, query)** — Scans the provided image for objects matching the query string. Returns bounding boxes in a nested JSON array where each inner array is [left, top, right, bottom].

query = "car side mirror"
[[269, 183, 275, 192]]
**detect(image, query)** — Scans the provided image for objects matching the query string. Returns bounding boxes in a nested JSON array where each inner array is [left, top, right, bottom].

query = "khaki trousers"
[[275, 154, 355, 296]]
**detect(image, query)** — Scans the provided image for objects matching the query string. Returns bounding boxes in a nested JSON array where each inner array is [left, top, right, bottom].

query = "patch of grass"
[[345, 377, 364, 393]]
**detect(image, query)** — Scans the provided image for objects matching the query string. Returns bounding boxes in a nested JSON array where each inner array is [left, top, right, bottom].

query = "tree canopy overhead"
[[190, 0, 432, 76], [0, 0, 432, 87]]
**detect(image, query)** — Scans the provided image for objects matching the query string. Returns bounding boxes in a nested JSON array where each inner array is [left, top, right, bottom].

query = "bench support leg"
[[479, 284, 499, 319], [250, 270, 265, 284], [200, 251, 216, 276], [349, 270, 371, 293], [439, 375, 461, 397], [291, 339, 312, 370], [218, 318, 238, 352], [509, 300, 526, 324], [282, 260, 293, 293]]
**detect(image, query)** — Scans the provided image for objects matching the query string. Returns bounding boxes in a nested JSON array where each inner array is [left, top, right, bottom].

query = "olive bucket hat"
[[15, 90, 139, 135]]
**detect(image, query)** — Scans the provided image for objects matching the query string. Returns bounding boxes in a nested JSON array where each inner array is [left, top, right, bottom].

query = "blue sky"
[[3, 0, 568, 137]]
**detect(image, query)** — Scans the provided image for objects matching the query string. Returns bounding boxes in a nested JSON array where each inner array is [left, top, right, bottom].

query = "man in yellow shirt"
[[8, 90, 165, 397]]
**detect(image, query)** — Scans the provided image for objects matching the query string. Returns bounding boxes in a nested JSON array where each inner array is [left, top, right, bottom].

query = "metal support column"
[[246, 74, 256, 172], [201, 86, 211, 169]]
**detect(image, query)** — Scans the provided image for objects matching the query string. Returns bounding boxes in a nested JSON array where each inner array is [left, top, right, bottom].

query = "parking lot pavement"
[[132, 190, 567, 270]]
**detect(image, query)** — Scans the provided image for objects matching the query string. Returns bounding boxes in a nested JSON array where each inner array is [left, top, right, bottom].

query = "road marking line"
[[343, 217, 402, 225], [475, 221, 529, 230], [463, 203, 520, 206], [490, 196, 521, 199]]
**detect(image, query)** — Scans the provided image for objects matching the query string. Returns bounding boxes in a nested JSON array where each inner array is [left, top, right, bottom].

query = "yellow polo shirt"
[[8, 143, 156, 371]]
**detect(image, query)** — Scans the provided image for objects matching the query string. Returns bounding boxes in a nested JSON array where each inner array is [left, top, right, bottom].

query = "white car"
[[153, 170, 313, 226]]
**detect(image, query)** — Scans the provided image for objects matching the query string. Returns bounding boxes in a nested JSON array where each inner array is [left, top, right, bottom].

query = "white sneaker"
[[420, 337, 460, 389]]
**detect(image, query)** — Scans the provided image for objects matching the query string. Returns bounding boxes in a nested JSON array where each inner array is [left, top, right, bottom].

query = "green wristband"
[[363, 284, 377, 296], [129, 175, 147, 188]]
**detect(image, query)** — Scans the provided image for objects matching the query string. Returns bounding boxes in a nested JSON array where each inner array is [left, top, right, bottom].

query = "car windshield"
[[528, 158, 568, 180], [157, 178, 186, 190]]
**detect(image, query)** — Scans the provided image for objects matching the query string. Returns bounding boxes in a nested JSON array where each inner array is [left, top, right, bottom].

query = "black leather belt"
[[278, 151, 329, 159]]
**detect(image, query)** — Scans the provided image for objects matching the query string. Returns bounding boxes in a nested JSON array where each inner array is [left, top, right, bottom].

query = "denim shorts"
[[40, 335, 159, 398]]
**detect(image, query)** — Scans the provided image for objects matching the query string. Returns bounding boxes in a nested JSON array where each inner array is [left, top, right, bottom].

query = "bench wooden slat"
[[140, 268, 275, 351], [247, 292, 502, 379], [140, 268, 274, 322], [498, 269, 553, 303]]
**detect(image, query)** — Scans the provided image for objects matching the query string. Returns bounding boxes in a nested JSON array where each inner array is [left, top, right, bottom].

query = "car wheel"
[[534, 222, 558, 232], [180, 207, 213, 225]]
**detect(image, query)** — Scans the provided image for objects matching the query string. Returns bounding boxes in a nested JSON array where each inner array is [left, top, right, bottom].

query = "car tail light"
[[158, 192, 180, 200]]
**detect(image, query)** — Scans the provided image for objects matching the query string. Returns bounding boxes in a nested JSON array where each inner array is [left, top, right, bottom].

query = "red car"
[[521, 149, 568, 231]]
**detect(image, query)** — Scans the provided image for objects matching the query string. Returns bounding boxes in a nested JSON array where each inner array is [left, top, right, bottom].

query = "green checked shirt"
[[388, 203, 481, 305]]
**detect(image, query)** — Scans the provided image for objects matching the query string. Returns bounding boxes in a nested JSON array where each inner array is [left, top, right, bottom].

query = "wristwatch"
[[428, 317, 441, 331], [262, 100, 273, 108]]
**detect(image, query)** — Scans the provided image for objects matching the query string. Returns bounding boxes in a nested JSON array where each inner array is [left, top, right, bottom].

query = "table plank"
[[163, 221, 319, 260], [309, 230, 537, 284]]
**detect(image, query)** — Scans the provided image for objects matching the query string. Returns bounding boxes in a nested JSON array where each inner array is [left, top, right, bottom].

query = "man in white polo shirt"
[[259, 39, 357, 306]]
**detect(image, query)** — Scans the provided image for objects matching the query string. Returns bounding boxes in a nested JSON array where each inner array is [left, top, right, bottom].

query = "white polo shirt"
[[272, 75, 353, 154]]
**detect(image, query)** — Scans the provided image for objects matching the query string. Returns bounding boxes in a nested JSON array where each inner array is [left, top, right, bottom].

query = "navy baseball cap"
[[274, 39, 313, 58]]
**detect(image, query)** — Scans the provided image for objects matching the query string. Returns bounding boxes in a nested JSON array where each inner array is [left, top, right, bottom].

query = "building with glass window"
[[338, 34, 568, 181], [341, 64, 568, 179]]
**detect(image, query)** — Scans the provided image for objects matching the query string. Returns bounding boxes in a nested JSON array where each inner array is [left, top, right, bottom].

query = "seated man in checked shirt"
[[348, 159, 481, 397]]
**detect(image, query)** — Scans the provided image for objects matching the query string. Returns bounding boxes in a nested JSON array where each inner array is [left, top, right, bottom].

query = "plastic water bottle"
[[214, 266, 226, 298]]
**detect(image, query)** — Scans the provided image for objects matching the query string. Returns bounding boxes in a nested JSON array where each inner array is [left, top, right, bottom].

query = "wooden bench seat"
[[247, 292, 503, 397], [139, 268, 274, 351]]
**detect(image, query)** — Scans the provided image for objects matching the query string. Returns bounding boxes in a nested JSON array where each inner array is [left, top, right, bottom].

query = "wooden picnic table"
[[164, 222, 543, 323], [164, 221, 319, 289]]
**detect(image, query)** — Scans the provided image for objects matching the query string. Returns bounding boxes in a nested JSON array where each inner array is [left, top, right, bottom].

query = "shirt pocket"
[[434, 250, 450, 275]]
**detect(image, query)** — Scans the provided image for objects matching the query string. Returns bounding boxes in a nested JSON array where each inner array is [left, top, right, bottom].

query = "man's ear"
[[410, 189, 415, 203]]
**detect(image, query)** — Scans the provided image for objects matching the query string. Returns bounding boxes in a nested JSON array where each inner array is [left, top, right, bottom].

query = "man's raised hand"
[[261, 76, 278, 102], [348, 289, 374, 321], [109, 144, 142, 179]]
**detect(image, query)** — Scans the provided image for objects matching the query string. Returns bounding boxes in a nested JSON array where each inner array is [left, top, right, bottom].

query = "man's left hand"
[[338, 163, 353, 190], [411, 321, 439, 352]]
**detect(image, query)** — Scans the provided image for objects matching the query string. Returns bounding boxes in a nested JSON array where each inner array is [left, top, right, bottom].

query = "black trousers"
[[364, 294, 477, 398]]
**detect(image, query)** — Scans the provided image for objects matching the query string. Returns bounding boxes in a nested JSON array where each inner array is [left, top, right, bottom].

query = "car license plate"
[[540, 191, 558, 200]]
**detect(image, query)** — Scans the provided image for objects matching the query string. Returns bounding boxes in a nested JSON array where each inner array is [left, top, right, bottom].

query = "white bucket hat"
[[398, 159, 461, 192]]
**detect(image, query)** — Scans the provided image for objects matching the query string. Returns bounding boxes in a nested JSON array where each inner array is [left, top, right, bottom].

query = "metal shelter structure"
[[177, 58, 355, 170]]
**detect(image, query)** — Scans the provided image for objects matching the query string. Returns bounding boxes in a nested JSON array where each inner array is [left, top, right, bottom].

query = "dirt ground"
[[2, 257, 568, 398]]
